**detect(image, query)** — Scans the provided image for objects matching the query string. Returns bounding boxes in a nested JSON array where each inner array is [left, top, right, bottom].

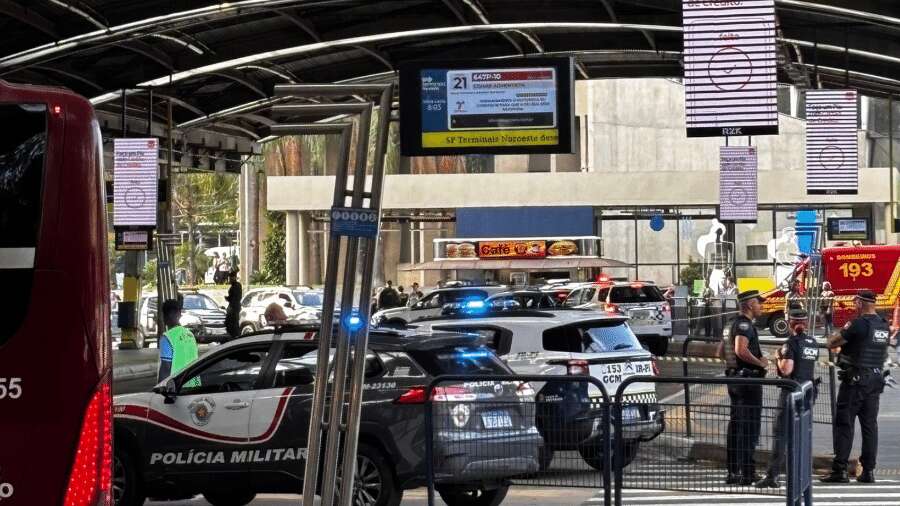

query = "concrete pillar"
[[298, 212, 310, 286], [286, 211, 299, 286]]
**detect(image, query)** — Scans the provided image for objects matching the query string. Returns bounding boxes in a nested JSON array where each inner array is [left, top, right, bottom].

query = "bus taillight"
[[64, 378, 112, 506]]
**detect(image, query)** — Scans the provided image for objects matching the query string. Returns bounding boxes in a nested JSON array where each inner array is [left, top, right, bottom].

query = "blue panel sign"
[[795, 209, 820, 254], [650, 214, 665, 231], [330, 207, 379, 238]]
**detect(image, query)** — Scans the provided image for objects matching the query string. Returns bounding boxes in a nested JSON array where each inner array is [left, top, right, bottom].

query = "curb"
[[113, 362, 157, 381], [652, 434, 857, 475]]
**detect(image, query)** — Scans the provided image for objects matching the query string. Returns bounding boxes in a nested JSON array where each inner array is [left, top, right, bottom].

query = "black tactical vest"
[[854, 314, 890, 369], [788, 332, 818, 383], [729, 315, 763, 372]]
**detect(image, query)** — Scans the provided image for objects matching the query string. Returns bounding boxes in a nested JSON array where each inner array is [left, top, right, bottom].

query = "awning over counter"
[[399, 258, 631, 271]]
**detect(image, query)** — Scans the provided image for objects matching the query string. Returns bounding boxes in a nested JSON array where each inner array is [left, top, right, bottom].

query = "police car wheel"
[[113, 449, 145, 506], [437, 485, 509, 506], [578, 441, 638, 471], [769, 315, 789, 338], [336, 444, 400, 506], [202, 490, 256, 506]]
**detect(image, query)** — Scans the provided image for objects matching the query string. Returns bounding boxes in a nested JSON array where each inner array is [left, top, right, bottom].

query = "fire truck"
[[759, 245, 900, 337]]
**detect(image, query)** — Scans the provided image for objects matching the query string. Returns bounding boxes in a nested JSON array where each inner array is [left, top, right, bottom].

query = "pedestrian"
[[157, 299, 200, 386], [821, 281, 835, 336], [408, 282, 424, 306], [822, 289, 891, 484], [378, 280, 401, 310], [702, 285, 715, 338], [397, 285, 409, 306], [724, 289, 769, 485], [224, 269, 242, 339], [757, 308, 819, 488], [216, 255, 231, 284]]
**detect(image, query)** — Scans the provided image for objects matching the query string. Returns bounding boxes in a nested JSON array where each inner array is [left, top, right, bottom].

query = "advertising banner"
[[806, 89, 859, 195], [113, 138, 158, 227], [683, 0, 779, 137], [719, 146, 758, 222], [478, 240, 547, 259]]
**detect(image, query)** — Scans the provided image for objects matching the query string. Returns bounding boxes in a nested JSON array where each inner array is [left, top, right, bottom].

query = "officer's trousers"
[[767, 388, 817, 477], [833, 377, 884, 472], [727, 383, 763, 476]]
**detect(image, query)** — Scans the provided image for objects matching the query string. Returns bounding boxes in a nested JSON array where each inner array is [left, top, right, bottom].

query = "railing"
[[423, 374, 813, 506]]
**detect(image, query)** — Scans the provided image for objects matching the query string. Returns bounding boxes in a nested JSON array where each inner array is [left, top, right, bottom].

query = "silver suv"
[[564, 281, 672, 356], [412, 309, 664, 471], [238, 287, 321, 335]]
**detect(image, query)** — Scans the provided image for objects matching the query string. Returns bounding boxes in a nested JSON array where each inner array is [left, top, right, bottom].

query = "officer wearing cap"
[[724, 290, 769, 485], [757, 307, 819, 488], [822, 289, 890, 484]]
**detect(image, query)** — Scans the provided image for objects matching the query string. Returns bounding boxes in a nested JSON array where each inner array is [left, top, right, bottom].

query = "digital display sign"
[[682, 0, 779, 137], [827, 218, 870, 241], [399, 58, 575, 156], [719, 146, 758, 223]]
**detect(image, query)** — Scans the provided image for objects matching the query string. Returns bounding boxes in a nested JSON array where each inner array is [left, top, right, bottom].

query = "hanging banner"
[[719, 146, 758, 222], [806, 89, 859, 195], [683, 0, 779, 137], [113, 138, 159, 227]]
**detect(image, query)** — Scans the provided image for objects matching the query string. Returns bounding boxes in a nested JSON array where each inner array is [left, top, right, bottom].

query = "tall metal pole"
[[891, 94, 895, 233], [337, 84, 394, 506], [119, 89, 143, 349]]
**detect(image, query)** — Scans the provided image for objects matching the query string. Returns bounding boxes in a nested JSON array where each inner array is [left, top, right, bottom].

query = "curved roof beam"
[[784, 38, 900, 66], [275, 8, 321, 41], [146, 33, 205, 55], [206, 121, 262, 140], [91, 22, 685, 105], [0, 1, 58, 39], [117, 40, 175, 70], [775, 0, 900, 28], [0, 0, 315, 69], [207, 70, 268, 98], [238, 113, 278, 126], [351, 45, 393, 70], [32, 65, 103, 90], [441, 0, 524, 54], [236, 64, 298, 82], [46, 0, 107, 30]]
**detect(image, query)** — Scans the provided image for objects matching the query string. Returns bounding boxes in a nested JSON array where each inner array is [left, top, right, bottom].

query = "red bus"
[[0, 81, 112, 505]]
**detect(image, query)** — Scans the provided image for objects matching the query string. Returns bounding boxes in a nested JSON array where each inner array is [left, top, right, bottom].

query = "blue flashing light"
[[457, 349, 490, 359], [344, 314, 364, 332], [465, 299, 486, 310]]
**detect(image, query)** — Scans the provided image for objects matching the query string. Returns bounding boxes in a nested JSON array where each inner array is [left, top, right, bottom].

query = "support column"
[[298, 212, 310, 286], [286, 211, 299, 286]]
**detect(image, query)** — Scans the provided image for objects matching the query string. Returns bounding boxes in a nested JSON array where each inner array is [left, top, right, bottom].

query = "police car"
[[112, 325, 541, 506], [409, 305, 664, 470]]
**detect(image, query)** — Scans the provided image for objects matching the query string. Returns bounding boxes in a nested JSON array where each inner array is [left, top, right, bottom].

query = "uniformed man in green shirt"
[[157, 299, 199, 386]]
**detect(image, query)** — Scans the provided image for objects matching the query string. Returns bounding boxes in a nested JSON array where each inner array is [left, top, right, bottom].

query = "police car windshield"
[[182, 294, 219, 310], [294, 291, 323, 307], [610, 286, 664, 303], [583, 323, 642, 353], [409, 347, 508, 376]]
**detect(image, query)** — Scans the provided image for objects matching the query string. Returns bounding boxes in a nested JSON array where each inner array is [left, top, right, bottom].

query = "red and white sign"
[[113, 138, 158, 227]]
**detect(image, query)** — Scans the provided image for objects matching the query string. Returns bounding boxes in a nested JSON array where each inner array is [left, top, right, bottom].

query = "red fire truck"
[[759, 245, 900, 337]]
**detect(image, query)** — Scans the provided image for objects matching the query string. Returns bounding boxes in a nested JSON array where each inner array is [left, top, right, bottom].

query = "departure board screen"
[[399, 58, 575, 156], [719, 146, 758, 223], [683, 0, 779, 137]]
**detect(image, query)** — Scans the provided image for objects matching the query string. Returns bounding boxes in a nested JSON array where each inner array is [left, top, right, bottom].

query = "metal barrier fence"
[[424, 374, 812, 506], [676, 336, 836, 430]]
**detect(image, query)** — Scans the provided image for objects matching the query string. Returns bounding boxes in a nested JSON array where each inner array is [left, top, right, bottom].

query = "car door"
[[144, 343, 274, 488], [563, 288, 583, 307], [247, 341, 319, 490]]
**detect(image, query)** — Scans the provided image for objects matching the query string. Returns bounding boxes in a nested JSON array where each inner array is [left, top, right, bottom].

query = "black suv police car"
[[113, 325, 542, 506]]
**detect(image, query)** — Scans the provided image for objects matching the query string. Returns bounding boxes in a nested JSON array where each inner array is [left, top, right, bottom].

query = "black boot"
[[755, 475, 780, 488], [739, 473, 763, 486], [858, 469, 876, 483], [725, 472, 741, 485], [821, 470, 850, 483]]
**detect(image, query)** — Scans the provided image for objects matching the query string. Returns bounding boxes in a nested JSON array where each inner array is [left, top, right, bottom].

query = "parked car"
[[136, 292, 228, 347], [113, 325, 542, 506], [564, 281, 673, 356], [485, 289, 558, 310], [239, 287, 321, 334], [371, 285, 508, 327], [412, 308, 664, 471]]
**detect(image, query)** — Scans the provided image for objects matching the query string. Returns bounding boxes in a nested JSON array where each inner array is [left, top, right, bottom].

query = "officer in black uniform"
[[724, 290, 769, 485], [756, 308, 819, 488], [822, 289, 890, 484]]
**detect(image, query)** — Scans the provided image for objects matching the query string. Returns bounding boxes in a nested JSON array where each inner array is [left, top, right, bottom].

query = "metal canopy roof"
[[2, 0, 899, 144]]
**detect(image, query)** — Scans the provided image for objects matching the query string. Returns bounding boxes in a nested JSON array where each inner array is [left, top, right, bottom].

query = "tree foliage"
[[680, 256, 704, 293], [257, 211, 286, 284]]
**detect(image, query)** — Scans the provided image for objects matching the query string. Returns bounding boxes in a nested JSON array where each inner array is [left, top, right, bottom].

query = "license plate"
[[481, 411, 513, 429], [628, 310, 651, 322], [622, 406, 641, 421], [590, 361, 654, 393]]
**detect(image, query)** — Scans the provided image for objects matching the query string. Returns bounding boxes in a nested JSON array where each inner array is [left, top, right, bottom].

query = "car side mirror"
[[152, 378, 179, 404]]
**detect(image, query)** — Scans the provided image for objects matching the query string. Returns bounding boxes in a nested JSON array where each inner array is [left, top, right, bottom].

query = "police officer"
[[158, 299, 200, 387], [756, 308, 819, 488], [724, 290, 769, 485], [822, 290, 890, 484]]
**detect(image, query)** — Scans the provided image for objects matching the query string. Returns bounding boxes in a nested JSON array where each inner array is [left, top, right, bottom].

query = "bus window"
[[0, 103, 46, 346]]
